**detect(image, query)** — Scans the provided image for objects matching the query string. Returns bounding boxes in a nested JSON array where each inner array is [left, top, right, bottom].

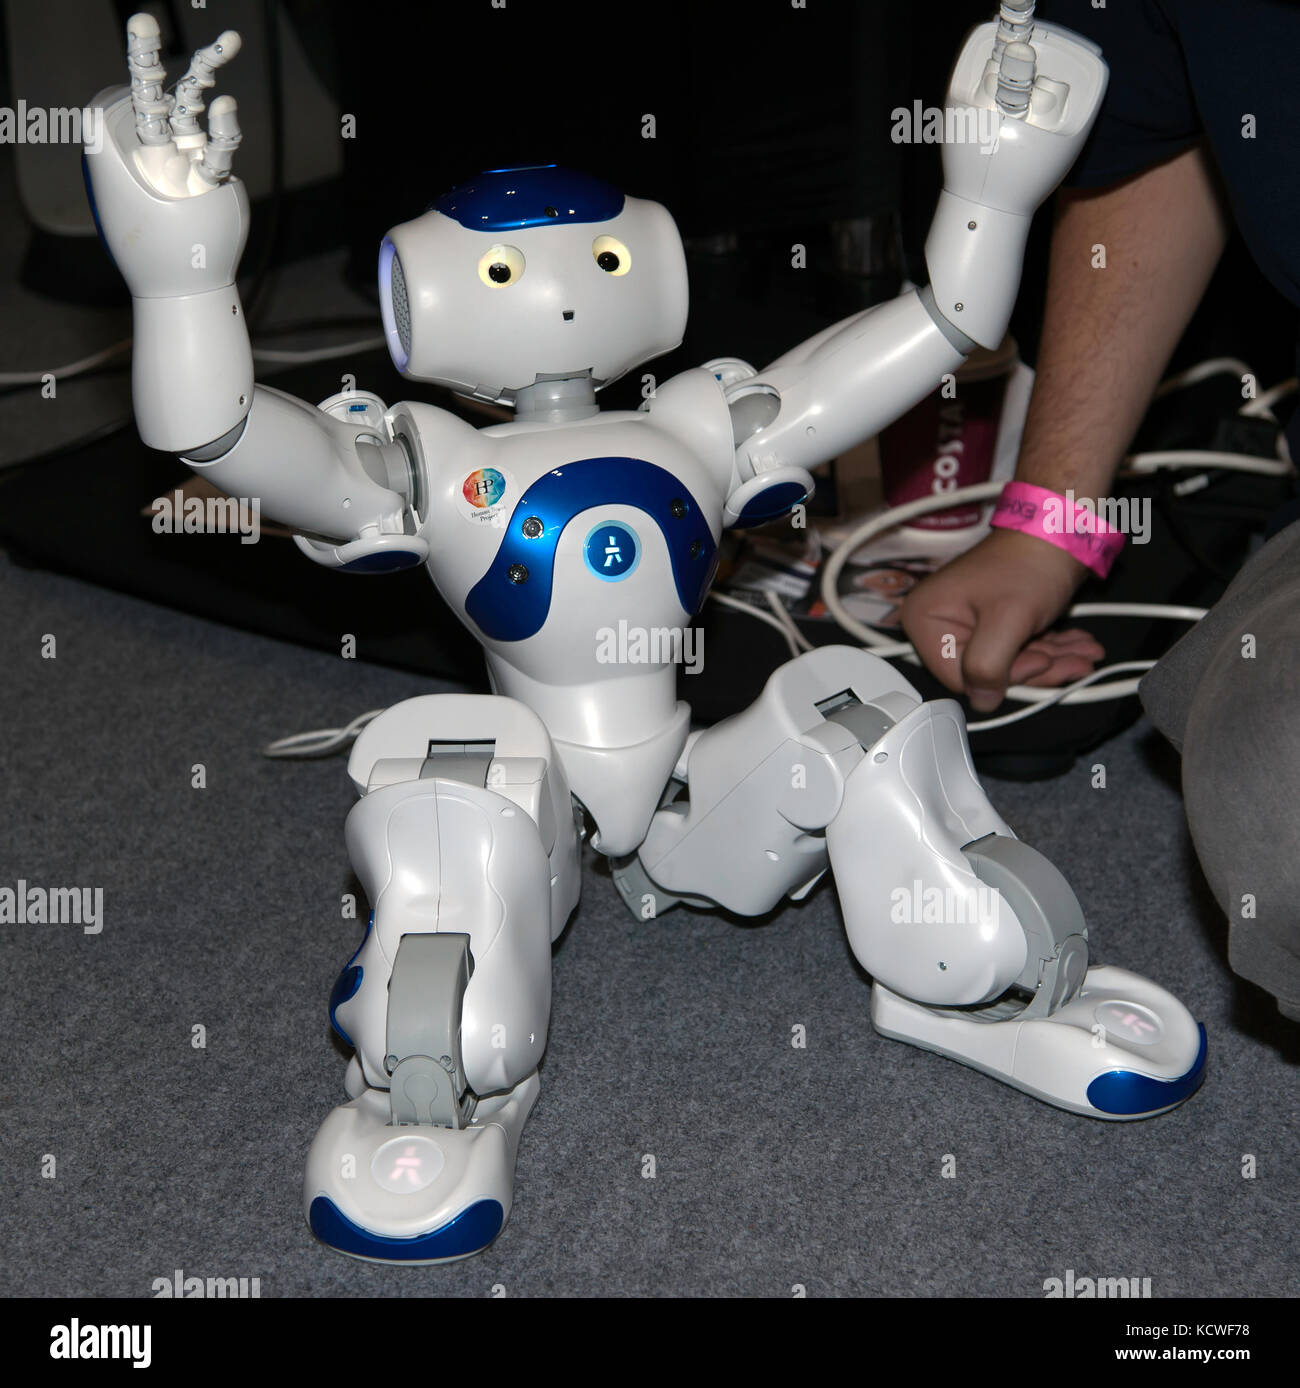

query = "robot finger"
[[126, 12, 172, 146], [169, 29, 242, 151], [195, 95, 242, 185]]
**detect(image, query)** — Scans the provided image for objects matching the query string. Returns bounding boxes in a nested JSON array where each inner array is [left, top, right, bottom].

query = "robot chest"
[[461, 455, 719, 644]]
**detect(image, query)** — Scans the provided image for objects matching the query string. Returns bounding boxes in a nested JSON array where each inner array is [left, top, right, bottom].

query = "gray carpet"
[[2, 547, 1297, 1299]]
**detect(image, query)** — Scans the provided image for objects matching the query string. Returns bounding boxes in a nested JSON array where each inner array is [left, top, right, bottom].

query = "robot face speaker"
[[378, 165, 689, 402]]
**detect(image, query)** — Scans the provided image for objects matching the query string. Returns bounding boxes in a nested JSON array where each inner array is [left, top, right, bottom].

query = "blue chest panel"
[[464, 457, 717, 642]]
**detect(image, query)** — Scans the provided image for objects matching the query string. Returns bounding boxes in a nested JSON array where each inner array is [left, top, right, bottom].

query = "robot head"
[[378, 165, 689, 404]]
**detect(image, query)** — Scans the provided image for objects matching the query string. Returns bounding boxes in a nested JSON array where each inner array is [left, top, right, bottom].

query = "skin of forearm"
[[1015, 142, 1230, 500]]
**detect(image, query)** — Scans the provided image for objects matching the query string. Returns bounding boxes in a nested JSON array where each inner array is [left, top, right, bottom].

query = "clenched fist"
[[900, 528, 1104, 712]]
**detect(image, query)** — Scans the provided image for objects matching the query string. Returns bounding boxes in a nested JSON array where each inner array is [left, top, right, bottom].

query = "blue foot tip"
[[1086, 1023, 1208, 1116], [309, 1195, 504, 1262]]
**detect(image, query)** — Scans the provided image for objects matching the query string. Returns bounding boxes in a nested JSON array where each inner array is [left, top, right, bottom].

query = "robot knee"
[[348, 692, 580, 940], [338, 765, 559, 1096]]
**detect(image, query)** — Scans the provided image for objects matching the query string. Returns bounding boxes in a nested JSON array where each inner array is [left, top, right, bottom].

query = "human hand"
[[900, 527, 1104, 712]]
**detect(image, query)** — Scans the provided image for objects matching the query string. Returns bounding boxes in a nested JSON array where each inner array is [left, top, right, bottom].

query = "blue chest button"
[[464, 457, 718, 643], [584, 522, 640, 581]]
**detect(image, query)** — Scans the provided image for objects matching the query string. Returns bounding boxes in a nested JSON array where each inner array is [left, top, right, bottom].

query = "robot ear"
[[378, 236, 411, 374], [602, 195, 689, 377]]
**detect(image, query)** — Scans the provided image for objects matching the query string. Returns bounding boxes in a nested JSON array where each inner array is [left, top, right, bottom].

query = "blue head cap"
[[431, 165, 625, 232], [381, 166, 687, 399]]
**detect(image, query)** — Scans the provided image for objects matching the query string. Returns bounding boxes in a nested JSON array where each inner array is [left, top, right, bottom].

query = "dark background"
[[1, 0, 1296, 737]]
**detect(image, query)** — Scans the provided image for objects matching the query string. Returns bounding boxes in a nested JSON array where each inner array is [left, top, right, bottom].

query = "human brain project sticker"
[[457, 466, 515, 526]]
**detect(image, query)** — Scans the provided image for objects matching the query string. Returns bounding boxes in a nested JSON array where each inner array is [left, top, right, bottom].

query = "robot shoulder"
[[386, 397, 494, 505], [640, 366, 737, 494]]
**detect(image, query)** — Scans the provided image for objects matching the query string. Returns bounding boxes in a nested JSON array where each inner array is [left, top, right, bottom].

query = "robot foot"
[[871, 965, 1206, 1120], [303, 1071, 541, 1264]]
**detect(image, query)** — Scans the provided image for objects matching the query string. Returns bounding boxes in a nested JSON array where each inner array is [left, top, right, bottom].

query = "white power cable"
[[1125, 449, 1291, 477], [1240, 376, 1297, 419], [821, 479, 1003, 650], [1150, 356, 1254, 398], [965, 660, 1156, 731], [263, 357, 1291, 756], [808, 393, 1294, 725], [0, 334, 388, 387], [763, 588, 814, 653], [251, 336, 386, 365], [824, 443, 1292, 639], [815, 478, 1215, 715], [1068, 602, 1207, 622], [708, 589, 805, 659], [262, 707, 385, 759], [0, 338, 132, 386]]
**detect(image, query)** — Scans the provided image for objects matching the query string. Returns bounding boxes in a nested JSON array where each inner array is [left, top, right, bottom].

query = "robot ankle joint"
[[385, 932, 477, 1130]]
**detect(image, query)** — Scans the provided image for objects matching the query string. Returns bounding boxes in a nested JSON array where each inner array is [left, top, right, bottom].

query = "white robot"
[[86, 5, 1206, 1264]]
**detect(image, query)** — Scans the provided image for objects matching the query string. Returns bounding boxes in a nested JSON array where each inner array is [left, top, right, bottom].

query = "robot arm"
[[197, 385, 427, 572], [715, 3, 1107, 523], [84, 14, 419, 561]]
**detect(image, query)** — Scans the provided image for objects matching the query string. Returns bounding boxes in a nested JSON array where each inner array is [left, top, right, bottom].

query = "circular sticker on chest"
[[456, 466, 517, 526]]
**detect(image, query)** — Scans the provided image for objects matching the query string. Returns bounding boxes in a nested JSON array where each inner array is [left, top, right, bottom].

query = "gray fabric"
[[4, 549, 1298, 1297], [1141, 520, 1300, 1021]]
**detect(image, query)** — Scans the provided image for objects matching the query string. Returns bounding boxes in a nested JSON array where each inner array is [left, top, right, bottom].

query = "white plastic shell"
[[640, 646, 923, 915], [827, 700, 1028, 1005], [380, 194, 688, 402], [924, 19, 1109, 348], [339, 694, 581, 1097]]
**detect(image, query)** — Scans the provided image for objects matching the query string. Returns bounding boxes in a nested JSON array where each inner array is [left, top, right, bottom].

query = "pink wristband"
[[989, 480, 1126, 578]]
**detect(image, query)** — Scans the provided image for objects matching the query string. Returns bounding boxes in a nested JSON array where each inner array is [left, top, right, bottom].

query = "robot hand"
[[85, 14, 417, 538], [84, 14, 247, 299], [724, 4, 1110, 480], [926, 12, 1108, 348], [940, 13, 1108, 216], [84, 14, 254, 452]]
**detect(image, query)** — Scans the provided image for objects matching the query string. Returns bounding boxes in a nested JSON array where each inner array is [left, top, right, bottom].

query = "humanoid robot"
[[85, 3, 1206, 1264]]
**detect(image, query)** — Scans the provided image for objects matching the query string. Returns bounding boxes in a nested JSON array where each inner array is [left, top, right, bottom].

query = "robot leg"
[[826, 691, 1205, 1119], [305, 695, 581, 1263], [626, 647, 1205, 1119]]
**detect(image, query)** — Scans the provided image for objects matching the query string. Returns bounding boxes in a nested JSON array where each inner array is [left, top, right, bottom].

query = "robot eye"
[[477, 244, 526, 288], [592, 235, 631, 276]]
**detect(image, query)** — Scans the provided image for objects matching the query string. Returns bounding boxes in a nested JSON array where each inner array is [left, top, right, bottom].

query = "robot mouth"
[[562, 309, 575, 322]]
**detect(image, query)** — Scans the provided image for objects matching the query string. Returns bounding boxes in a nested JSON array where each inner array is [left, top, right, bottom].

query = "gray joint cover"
[[182, 414, 248, 463], [729, 388, 781, 446], [824, 699, 897, 752], [356, 436, 415, 498], [610, 852, 684, 922], [386, 932, 475, 1128], [962, 833, 1090, 1018], [420, 740, 496, 788], [918, 282, 979, 356], [820, 686, 921, 750]]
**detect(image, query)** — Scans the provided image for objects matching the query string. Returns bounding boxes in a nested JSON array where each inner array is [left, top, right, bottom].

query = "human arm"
[[901, 140, 1231, 709]]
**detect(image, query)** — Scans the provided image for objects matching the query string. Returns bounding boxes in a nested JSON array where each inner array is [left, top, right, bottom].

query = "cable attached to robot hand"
[[716, 7, 1108, 498], [84, 14, 420, 562]]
